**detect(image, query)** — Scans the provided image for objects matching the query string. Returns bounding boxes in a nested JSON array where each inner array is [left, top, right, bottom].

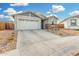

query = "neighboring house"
[[60, 15, 79, 29], [12, 11, 46, 30], [44, 16, 60, 29]]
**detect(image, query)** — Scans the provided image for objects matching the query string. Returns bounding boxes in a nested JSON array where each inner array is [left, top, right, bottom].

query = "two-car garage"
[[12, 11, 46, 30], [16, 16, 41, 30]]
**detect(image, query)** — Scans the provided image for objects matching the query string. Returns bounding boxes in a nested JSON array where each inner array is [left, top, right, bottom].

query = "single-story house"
[[60, 15, 79, 29], [44, 16, 60, 29], [12, 11, 46, 30]]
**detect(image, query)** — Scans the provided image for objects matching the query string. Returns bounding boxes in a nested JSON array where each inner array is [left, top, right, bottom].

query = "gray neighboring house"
[[12, 11, 46, 30], [44, 16, 60, 28], [60, 15, 79, 29]]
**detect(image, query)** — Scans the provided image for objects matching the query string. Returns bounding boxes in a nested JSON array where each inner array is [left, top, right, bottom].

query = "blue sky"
[[0, 3, 79, 21]]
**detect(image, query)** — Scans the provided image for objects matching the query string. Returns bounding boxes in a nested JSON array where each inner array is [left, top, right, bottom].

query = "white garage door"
[[17, 19, 41, 30]]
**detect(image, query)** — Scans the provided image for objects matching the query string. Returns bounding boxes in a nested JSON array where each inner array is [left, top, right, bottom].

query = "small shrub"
[[12, 32, 15, 34], [7, 37, 14, 43]]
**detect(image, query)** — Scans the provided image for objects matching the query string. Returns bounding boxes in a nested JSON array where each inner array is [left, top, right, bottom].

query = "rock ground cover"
[[47, 29, 79, 37], [0, 30, 16, 53]]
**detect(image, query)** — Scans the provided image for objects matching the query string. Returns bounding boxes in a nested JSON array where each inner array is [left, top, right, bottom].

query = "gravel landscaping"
[[0, 30, 16, 53], [47, 28, 79, 37]]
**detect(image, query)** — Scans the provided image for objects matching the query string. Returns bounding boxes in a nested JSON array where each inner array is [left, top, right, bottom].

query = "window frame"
[[70, 19, 77, 26]]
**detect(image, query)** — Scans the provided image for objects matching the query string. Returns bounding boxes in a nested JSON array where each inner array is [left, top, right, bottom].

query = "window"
[[52, 22, 54, 25], [71, 19, 77, 26]]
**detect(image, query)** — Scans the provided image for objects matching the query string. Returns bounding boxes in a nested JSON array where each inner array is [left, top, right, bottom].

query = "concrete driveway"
[[1, 30, 79, 56], [16, 30, 61, 56], [17, 30, 61, 48]]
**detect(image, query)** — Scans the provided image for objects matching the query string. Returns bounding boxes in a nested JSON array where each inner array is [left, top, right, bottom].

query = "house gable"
[[12, 11, 46, 20], [60, 15, 79, 24], [46, 16, 59, 24]]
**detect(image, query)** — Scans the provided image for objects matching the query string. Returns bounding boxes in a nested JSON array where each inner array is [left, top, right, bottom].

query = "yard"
[[0, 30, 16, 53], [59, 29, 79, 36], [1, 30, 79, 56]]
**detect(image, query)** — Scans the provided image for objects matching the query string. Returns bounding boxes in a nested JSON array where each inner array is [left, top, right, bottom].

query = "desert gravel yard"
[[1, 30, 79, 56], [48, 29, 79, 37], [0, 30, 16, 54]]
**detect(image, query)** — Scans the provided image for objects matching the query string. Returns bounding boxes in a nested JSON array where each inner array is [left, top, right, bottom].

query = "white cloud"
[[0, 14, 5, 17], [52, 5, 65, 13], [46, 11, 51, 14], [69, 10, 79, 16], [4, 8, 17, 15], [17, 11, 23, 13], [10, 3, 28, 6], [0, 14, 14, 21], [0, 8, 2, 10], [46, 14, 57, 17], [5, 16, 14, 21], [0, 14, 9, 18], [4, 8, 23, 15]]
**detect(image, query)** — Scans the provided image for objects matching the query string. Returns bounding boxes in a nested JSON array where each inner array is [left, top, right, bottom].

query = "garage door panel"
[[17, 20, 41, 30]]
